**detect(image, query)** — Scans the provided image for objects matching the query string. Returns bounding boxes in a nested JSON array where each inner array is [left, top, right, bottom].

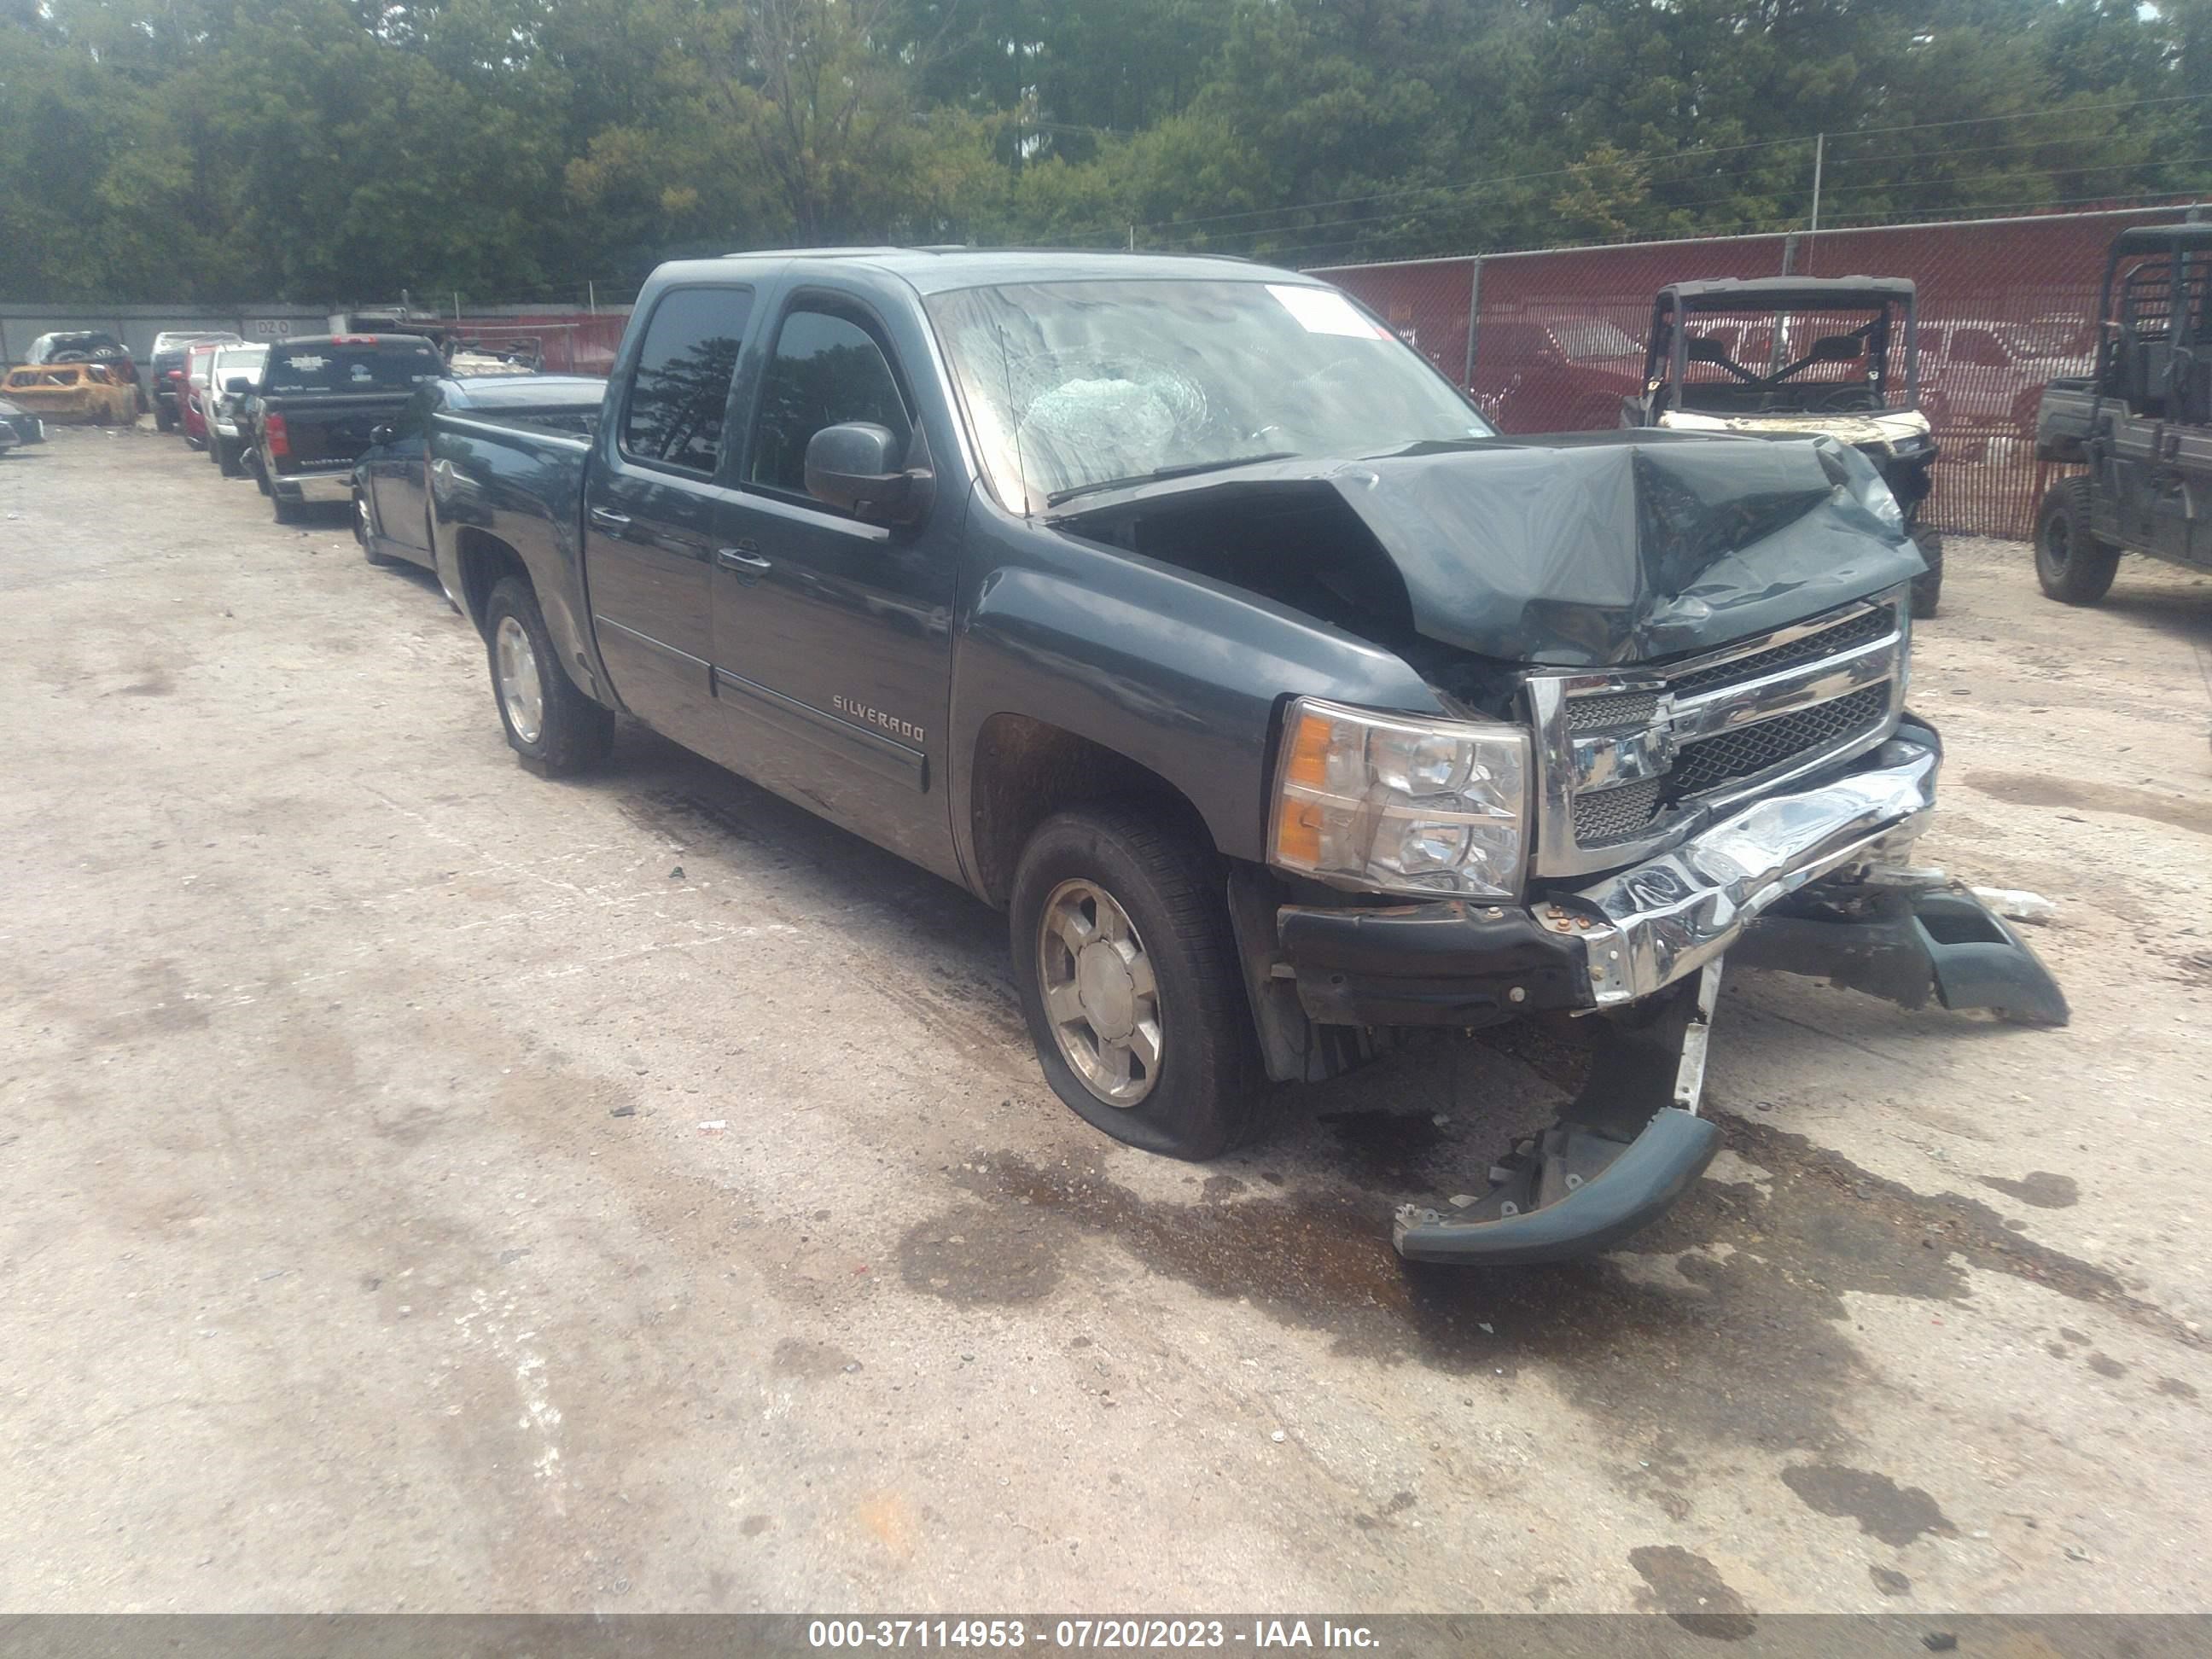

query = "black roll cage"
[[2089, 222, 2212, 414], [1644, 277, 1919, 416]]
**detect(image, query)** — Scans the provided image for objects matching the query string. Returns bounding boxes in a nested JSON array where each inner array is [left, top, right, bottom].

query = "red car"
[[1472, 316, 1649, 433], [179, 339, 225, 448]]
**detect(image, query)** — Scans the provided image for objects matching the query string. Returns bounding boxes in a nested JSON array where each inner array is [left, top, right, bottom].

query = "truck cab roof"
[[678, 246, 1293, 297]]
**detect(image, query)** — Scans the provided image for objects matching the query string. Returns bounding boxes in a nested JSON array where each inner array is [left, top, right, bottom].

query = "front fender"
[[949, 504, 1446, 873]]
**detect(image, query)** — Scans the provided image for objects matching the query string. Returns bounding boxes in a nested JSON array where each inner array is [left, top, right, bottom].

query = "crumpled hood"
[[1058, 430, 1924, 667]]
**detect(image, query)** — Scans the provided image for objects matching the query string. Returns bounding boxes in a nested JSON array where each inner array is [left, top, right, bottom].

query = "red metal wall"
[[1318, 208, 2197, 541]]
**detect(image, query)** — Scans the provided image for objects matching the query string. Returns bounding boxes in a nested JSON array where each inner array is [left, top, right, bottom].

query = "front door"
[[707, 294, 962, 879], [367, 384, 438, 558], [579, 284, 754, 759]]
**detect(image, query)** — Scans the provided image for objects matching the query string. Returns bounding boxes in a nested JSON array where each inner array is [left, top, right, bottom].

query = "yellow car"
[[1, 362, 140, 425]]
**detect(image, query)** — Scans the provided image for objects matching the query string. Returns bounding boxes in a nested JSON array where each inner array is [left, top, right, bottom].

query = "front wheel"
[[1909, 525, 1944, 618], [483, 576, 614, 777], [1009, 805, 1266, 1160], [2034, 477, 2122, 606]]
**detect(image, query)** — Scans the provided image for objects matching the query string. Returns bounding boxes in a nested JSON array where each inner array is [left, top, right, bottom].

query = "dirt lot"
[[3, 421, 2211, 1615]]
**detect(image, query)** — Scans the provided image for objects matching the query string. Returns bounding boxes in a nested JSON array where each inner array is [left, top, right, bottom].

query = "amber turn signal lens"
[[1284, 708, 1334, 790], [1275, 798, 1324, 865]]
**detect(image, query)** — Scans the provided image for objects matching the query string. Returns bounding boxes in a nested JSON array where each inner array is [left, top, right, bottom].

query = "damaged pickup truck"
[[422, 250, 2065, 1265]]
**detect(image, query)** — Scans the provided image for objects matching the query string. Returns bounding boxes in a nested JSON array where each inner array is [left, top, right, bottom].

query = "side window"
[[748, 306, 912, 498], [621, 287, 754, 474]]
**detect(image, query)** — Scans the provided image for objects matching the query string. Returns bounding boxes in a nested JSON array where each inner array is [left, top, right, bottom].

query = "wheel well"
[[968, 714, 1211, 907], [456, 528, 529, 637]]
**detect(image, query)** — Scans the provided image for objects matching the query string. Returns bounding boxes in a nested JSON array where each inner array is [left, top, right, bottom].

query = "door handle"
[[588, 506, 632, 533], [718, 544, 772, 572]]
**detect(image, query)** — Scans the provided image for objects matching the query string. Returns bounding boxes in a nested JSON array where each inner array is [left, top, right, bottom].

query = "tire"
[[483, 576, 614, 777], [2034, 476, 2122, 606], [155, 408, 175, 434], [271, 490, 304, 524], [355, 488, 393, 564], [216, 436, 243, 478], [1009, 804, 1267, 1161], [1909, 525, 1943, 618], [251, 449, 271, 495]]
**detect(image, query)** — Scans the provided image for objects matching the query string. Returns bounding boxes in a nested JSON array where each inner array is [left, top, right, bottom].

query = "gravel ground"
[[3, 422, 2210, 1615]]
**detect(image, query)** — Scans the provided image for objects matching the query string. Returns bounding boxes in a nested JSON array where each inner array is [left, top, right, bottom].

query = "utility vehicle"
[[1626, 276, 1944, 616], [2033, 222, 2212, 602]]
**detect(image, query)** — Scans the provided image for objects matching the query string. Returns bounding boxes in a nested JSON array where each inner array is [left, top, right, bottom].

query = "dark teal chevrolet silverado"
[[405, 247, 2066, 1266]]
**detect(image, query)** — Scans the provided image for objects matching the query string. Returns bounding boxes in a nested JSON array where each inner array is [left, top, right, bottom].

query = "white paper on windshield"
[[1267, 284, 1388, 338]]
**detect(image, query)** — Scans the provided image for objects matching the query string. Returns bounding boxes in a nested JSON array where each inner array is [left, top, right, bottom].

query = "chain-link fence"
[[1317, 206, 2202, 541]]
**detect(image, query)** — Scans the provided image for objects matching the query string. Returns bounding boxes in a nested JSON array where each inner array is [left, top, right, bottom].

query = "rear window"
[[212, 346, 267, 387], [267, 341, 443, 395], [622, 288, 754, 472]]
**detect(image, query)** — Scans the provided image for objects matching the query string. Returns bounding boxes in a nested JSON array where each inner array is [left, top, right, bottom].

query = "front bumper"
[[1283, 726, 1942, 1021], [1278, 722, 2069, 1266], [1563, 730, 1937, 1006]]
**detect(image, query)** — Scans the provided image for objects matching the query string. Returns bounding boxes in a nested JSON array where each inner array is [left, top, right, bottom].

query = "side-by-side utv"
[[1626, 276, 1943, 616], [2032, 221, 2212, 604]]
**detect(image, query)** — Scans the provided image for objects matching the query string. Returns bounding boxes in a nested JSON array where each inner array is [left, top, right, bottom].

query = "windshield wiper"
[[1044, 451, 1295, 509]]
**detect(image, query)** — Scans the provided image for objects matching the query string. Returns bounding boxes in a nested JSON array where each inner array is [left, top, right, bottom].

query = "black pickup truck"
[[240, 334, 445, 522], [419, 248, 2065, 1266]]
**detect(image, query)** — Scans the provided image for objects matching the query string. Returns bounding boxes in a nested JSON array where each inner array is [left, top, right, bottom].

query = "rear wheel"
[[271, 490, 304, 524], [1009, 804, 1267, 1160], [484, 576, 614, 777], [155, 407, 176, 434], [1909, 525, 1944, 618], [216, 435, 244, 477], [2034, 476, 2122, 606]]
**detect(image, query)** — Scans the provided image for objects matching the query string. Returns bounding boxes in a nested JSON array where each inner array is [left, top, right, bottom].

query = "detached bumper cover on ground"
[[1284, 724, 2069, 1266]]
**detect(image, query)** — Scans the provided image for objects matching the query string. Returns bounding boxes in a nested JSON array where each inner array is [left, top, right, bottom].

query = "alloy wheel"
[[1036, 877, 1162, 1107]]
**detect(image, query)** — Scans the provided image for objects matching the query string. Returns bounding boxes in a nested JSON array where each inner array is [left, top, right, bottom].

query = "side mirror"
[[370, 423, 395, 446], [804, 422, 932, 526], [1685, 337, 1732, 364], [224, 375, 253, 395], [1807, 334, 1863, 363]]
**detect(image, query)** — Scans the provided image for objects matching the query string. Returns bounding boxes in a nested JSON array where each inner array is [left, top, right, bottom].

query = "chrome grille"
[[1666, 684, 1890, 798], [1665, 604, 1895, 697], [1570, 777, 1663, 844], [1534, 593, 1907, 872], [1567, 690, 1661, 732]]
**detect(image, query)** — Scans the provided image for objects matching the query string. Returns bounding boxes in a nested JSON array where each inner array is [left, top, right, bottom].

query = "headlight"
[[1269, 697, 1529, 899]]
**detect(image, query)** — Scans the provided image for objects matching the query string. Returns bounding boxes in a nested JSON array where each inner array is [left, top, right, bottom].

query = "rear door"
[[579, 285, 755, 757], [704, 289, 963, 877]]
